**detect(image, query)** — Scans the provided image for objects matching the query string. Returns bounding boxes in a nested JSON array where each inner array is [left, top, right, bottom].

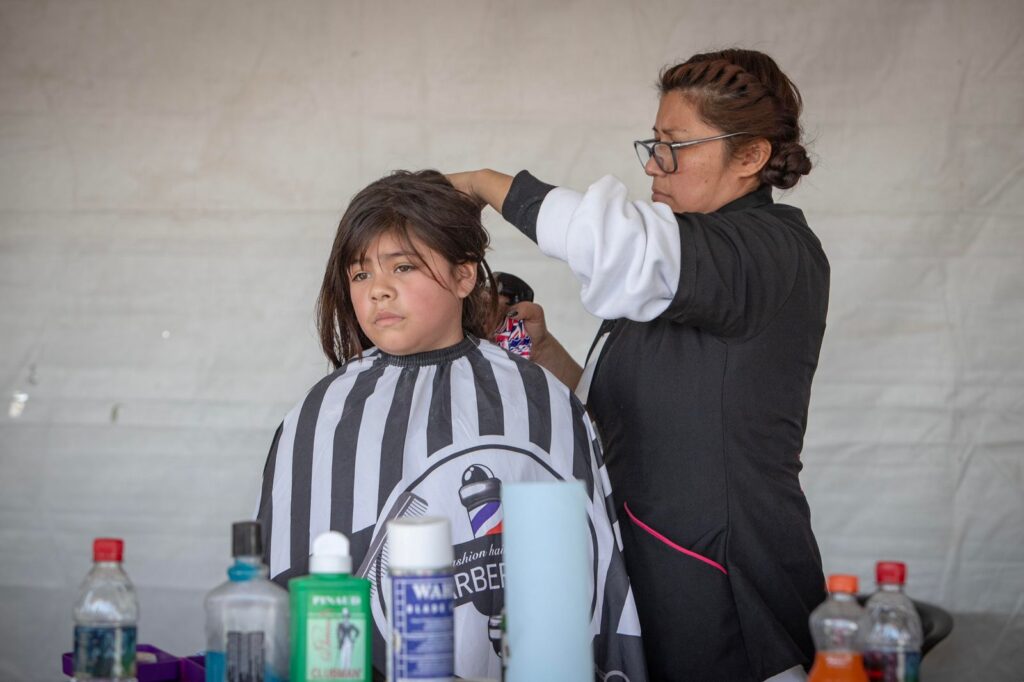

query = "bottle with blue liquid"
[[72, 538, 138, 682], [204, 521, 289, 682]]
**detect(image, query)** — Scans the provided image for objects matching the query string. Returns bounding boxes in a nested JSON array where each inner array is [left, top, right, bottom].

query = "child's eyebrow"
[[348, 251, 420, 266]]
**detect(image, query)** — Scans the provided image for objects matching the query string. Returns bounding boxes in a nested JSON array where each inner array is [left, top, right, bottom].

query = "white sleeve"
[[535, 175, 681, 321]]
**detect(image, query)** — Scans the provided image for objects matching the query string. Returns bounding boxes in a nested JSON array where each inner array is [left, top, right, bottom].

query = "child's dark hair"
[[317, 170, 497, 367]]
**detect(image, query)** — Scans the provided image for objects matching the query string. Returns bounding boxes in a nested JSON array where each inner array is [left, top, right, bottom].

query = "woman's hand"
[[508, 301, 584, 390], [446, 171, 486, 208], [507, 302, 550, 352], [446, 169, 514, 215]]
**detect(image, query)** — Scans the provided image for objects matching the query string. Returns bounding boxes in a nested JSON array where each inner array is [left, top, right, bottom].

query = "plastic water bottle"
[[808, 574, 869, 682], [205, 521, 290, 682], [863, 562, 923, 682], [72, 538, 139, 682]]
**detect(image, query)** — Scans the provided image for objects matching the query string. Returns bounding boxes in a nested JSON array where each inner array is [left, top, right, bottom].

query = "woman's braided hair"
[[660, 49, 811, 189]]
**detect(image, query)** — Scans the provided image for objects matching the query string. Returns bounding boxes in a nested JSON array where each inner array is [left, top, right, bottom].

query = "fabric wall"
[[0, 1, 1021, 679]]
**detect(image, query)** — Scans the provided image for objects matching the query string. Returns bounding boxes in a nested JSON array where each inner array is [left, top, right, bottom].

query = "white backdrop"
[[1, 1, 1022, 680]]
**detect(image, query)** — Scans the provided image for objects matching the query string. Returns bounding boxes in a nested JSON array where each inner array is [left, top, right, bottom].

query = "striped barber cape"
[[256, 336, 647, 681]]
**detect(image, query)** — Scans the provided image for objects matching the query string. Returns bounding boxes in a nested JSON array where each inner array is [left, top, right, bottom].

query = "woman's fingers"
[[509, 301, 549, 345], [446, 169, 514, 213], [508, 301, 583, 387], [445, 171, 486, 208]]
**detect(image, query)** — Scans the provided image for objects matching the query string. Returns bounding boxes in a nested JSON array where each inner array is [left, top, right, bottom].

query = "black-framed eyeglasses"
[[633, 132, 752, 173]]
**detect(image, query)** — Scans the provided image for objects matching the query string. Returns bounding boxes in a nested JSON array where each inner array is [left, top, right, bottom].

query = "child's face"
[[347, 231, 476, 356]]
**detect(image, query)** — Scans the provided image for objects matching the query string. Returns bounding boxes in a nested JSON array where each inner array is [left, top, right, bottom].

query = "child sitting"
[[256, 170, 645, 680]]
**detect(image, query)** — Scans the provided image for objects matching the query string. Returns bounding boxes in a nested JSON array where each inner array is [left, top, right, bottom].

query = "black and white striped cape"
[[256, 336, 646, 681]]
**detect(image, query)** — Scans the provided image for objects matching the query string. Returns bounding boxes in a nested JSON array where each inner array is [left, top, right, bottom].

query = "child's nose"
[[370, 280, 394, 301]]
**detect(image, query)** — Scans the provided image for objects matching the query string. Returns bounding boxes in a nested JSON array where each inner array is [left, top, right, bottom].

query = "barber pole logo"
[[459, 465, 503, 537]]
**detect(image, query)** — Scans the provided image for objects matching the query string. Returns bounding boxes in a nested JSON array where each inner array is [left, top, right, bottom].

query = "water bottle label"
[[205, 648, 285, 682], [73, 625, 137, 679], [304, 593, 369, 681], [864, 650, 921, 682], [390, 573, 455, 682], [226, 631, 266, 682]]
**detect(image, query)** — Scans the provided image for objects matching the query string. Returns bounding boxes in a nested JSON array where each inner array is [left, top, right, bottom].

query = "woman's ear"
[[735, 138, 771, 180], [453, 262, 478, 299]]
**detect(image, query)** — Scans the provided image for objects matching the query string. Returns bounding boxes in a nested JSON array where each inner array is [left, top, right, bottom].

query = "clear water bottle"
[[205, 521, 289, 682], [808, 574, 869, 682], [72, 538, 139, 682], [863, 562, 923, 682]]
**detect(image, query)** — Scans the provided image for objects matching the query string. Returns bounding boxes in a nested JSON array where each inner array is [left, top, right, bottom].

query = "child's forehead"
[[366, 230, 414, 252], [350, 229, 433, 264]]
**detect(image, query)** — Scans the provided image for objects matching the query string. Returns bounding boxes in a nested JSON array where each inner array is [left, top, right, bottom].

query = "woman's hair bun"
[[763, 140, 812, 190]]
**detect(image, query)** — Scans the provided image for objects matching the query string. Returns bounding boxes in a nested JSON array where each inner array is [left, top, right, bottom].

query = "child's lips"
[[374, 311, 403, 327]]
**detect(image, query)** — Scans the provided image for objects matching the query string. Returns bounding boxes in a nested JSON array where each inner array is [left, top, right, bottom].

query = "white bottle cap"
[[309, 531, 352, 574], [387, 517, 453, 571]]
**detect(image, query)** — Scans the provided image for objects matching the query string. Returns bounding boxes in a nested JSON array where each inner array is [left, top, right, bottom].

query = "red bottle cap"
[[876, 561, 907, 585], [827, 574, 859, 594], [93, 538, 124, 562]]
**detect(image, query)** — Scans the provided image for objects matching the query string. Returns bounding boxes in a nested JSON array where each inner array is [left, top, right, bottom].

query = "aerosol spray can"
[[492, 272, 533, 359], [386, 517, 455, 682]]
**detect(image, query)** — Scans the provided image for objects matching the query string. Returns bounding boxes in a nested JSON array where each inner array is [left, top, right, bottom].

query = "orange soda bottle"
[[808, 574, 869, 682]]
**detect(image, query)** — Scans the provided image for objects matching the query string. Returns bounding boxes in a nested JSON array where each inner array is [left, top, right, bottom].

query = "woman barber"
[[450, 49, 829, 682]]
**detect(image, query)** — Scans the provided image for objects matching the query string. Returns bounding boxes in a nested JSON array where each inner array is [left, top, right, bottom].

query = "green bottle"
[[289, 531, 372, 682]]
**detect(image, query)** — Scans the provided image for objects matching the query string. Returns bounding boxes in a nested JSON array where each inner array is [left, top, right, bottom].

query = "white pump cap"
[[309, 531, 352, 574], [387, 517, 454, 571]]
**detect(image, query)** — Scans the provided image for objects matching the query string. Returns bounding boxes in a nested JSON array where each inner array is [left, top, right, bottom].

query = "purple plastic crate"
[[179, 655, 205, 682], [62, 643, 180, 682]]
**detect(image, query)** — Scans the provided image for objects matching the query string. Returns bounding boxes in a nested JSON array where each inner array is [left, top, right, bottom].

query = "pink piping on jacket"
[[623, 502, 729, 576]]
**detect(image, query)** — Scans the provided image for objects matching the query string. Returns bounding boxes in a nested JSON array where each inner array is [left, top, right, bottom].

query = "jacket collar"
[[718, 184, 773, 213]]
